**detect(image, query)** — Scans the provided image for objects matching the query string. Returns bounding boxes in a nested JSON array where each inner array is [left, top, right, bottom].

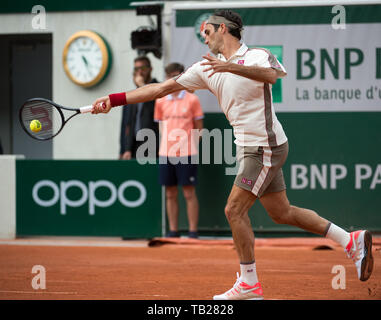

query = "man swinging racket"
[[91, 10, 373, 300]]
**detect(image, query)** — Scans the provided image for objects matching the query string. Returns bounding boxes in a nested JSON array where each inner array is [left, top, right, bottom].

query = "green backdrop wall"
[[176, 112, 381, 236], [16, 111, 381, 238], [16, 160, 162, 237]]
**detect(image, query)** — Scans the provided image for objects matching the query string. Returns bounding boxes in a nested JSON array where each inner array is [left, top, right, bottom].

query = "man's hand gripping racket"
[[92, 92, 127, 114], [91, 96, 111, 114]]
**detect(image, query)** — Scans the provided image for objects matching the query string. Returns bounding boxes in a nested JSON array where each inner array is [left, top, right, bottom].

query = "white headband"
[[206, 15, 241, 30]]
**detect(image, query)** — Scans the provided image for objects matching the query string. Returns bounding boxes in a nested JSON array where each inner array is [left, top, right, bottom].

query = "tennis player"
[[92, 10, 374, 300]]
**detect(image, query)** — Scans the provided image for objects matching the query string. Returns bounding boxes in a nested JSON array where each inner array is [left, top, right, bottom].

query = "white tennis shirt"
[[175, 43, 288, 147]]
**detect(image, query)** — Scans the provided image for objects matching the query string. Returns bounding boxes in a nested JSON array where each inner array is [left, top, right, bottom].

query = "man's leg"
[[214, 145, 266, 300], [160, 157, 180, 237], [176, 157, 199, 237], [213, 184, 264, 300], [182, 185, 199, 233], [259, 190, 351, 246], [259, 190, 330, 236], [166, 186, 179, 234], [224, 185, 256, 262], [260, 190, 374, 281]]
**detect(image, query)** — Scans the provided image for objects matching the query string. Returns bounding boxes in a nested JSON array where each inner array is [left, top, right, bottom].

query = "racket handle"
[[80, 105, 94, 113]]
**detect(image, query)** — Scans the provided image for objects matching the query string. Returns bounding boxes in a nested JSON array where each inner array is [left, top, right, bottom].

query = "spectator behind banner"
[[154, 63, 204, 238]]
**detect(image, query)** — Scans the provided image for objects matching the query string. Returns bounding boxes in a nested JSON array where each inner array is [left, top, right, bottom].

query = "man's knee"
[[224, 185, 256, 223], [268, 204, 294, 225], [224, 201, 245, 222], [182, 186, 196, 201], [260, 191, 293, 224], [166, 186, 178, 199]]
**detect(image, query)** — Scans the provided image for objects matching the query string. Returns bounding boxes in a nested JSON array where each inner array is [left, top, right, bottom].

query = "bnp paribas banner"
[[171, 3, 381, 233], [171, 4, 381, 112]]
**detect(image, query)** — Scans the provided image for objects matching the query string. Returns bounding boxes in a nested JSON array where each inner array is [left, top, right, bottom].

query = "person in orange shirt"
[[154, 63, 204, 238]]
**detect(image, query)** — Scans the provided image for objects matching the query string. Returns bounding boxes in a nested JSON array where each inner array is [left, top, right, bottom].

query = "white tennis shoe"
[[345, 230, 374, 281], [213, 273, 264, 300]]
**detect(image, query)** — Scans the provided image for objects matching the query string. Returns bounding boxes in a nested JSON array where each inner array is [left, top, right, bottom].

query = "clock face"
[[63, 31, 111, 87], [66, 37, 102, 84]]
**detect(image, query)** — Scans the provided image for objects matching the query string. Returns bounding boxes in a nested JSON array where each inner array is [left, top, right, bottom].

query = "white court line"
[[0, 239, 148, 248], [0, 290, 78, 295]]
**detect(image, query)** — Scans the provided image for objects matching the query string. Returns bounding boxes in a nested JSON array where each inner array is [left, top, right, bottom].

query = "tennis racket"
[[19, 98, 94, 141]]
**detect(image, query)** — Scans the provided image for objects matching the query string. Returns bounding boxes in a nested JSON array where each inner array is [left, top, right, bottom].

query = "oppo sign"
[[32, 180, 147, 215]]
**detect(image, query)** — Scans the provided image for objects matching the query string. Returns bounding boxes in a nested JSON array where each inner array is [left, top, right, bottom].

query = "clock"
[[62, 30, 112, 88]]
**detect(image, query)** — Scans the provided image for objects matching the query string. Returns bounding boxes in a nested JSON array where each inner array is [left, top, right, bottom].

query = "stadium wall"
[[169, 1, 381, 235]]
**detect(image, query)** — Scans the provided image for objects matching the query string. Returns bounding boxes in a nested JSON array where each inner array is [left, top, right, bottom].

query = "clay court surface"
[[0, 237, 380, 300]]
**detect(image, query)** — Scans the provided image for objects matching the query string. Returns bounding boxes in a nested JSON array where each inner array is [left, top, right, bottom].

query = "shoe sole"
[[360, 230, 374, 281], [213, 296, 264, 300]]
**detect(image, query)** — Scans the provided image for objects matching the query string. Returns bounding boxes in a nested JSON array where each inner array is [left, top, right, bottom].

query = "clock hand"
[[82, 55, 95, 70], [81, 55, 95, 79], [81, 55, 89, 68]]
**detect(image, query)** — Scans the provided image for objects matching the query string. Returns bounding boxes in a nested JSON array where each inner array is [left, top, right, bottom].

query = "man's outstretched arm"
[[92, 79, 186, 114]]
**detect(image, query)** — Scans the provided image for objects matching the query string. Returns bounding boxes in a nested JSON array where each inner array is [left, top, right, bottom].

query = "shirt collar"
[[217, 43, 248, 62], [167, 90, 186, 101]]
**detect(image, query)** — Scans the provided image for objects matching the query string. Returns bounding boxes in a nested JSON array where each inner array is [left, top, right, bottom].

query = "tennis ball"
[[30, 119, 42, 133]]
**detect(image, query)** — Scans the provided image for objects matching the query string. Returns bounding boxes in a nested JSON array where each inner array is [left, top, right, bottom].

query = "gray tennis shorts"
[[234, 141, 289, 197]]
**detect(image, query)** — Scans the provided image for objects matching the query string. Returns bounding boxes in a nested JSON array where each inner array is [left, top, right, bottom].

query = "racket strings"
[[21, 101, 64, 140]]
